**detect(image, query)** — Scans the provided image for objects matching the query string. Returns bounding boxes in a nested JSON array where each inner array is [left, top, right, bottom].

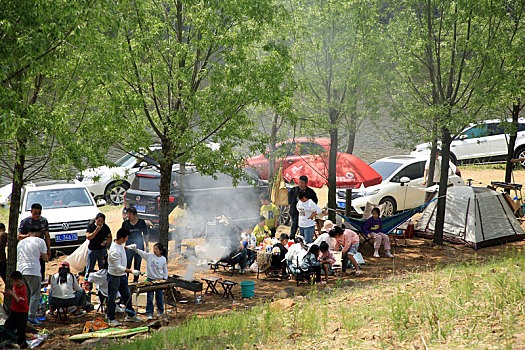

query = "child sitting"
[[259, 194, 279, 238], [129, 243, 168, 320], [313, 220, 337, 250], [3, 271, 29, 348], [362, 208, 394, 258], [299, 244, 321, 283], [252, 216, 270, 244], [271, 234, 289, 271], [285, 236, 307, 275], [318, 241, 336, 284]]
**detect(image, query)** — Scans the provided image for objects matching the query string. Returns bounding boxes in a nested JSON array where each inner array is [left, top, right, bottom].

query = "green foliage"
[[111, 251, 525, 349], [92, 0, 293, 175]]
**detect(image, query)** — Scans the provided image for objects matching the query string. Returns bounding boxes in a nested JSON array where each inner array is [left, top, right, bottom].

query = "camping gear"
[[219, 280, 237, 299], [272, 166, 289, 206], [63, 240, 89, 272], [240, 281, 255, 298], [416, 186, 525, 248], [202, 277, 221, 295], [69, 326, 149, 342], [283, 153, 382, 189], [29, 330, 49, 349], [337, 199, 435, 248]]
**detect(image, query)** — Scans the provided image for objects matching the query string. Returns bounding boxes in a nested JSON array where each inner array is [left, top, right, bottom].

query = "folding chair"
[[295, 257, 314, 286]]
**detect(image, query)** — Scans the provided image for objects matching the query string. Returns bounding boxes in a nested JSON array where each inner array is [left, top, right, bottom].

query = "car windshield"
[[25, 188, 93, 211], [369, 161, 403, 181], [114, 153, 136, 167]]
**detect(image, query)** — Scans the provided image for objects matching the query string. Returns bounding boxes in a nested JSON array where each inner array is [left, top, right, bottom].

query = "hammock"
[[337, 198, 438, 236]]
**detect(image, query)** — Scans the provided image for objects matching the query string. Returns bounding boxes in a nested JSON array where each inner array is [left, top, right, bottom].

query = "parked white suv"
[[411, 119, 525, 165], [336, 155, 465, 216], [19, 181, 101, 253], [77, 148, 162, 205]]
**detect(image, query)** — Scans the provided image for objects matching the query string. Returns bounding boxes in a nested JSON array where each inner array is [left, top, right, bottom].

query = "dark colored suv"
[[123, 167, 268, 228]]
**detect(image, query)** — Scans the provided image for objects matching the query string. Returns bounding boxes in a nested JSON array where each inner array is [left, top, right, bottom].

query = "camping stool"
[[55, 306, 68, 322], [96, 291, 107, 313], [202, 277, 221, 295], [219, 280, 237, 299]]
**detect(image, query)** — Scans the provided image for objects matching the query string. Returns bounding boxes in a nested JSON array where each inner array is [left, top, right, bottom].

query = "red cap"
[[60, 261, 70, 269]]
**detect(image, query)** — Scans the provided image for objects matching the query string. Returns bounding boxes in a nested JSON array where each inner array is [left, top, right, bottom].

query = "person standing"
[[422, 149, 457, 186], [107, 228, 142, 326], [122, 207, 149, 282], [296, 190, 322, 244], [288, 175, 318, 240], [3, 271, 29, 348], [259, 194, 279, 238], [86, 213, 112, 278], [16, 231, 48, 326], [18, 203, 51, 282], [0, 223, 7, 283]]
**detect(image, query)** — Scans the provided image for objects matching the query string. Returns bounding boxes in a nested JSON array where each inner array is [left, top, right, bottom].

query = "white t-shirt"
[[17, 236, 47, 277], [313, 232, 336, 250], [296, 199, 322, 228], [87, 269, 109, 297], [285, 243, 307, 268], [108, 241, 127, 276], [50, 273, 82, 299], [425, 157, 456, 183], [135, 250, 168, 280]]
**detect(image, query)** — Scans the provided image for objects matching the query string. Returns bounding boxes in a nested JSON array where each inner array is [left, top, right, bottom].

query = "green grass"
[[460, 162, 524, 171], [109, 249, 525, 349]]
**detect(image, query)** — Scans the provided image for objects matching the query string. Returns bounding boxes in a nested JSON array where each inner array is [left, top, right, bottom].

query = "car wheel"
[[514, 147, 525, 168], [105, 181, 130, 205], [278, 205, 290, 226], [379, 197, 397, 217]]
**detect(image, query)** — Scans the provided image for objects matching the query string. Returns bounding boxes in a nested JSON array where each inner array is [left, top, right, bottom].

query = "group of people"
[[219, 174, 393, 283], [0, 204, 170, 348]]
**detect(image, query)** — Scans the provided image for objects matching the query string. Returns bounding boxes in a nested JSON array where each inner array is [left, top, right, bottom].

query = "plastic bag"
[[249, 261, 258, 273], [64, 240, 89, 272], [353, 252, 365, 265]]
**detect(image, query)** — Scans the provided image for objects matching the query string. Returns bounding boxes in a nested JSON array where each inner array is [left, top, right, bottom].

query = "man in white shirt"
[[107, 228, 142, 326], [422, 150, 457, 186], [17, 231, 48, 326]]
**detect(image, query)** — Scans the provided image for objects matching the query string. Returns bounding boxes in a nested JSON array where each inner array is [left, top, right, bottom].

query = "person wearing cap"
[[288, 175, 318, 240], [312, 220, 337, 250], [16, 230, 48, 326], [48, 261, 86, 316]]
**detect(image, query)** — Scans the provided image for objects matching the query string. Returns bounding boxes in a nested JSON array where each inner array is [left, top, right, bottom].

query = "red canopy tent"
[[283, 152, 382, 189]]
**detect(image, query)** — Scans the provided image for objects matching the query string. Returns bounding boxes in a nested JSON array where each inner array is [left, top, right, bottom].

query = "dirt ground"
[[5, 167, 525, 349]]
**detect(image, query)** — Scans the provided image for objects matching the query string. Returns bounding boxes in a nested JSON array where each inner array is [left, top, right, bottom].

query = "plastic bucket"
[[240, 281, 255, 298]]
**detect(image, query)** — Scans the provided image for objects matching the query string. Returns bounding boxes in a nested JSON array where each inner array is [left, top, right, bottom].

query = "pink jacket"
[[318, 249, 336, 265], [336, 229, 360, 252]]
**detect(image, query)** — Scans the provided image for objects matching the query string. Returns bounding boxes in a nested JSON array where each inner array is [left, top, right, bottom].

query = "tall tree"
[[292, 0, 384, 221], [386, 0, 503, 244], [95, 0, 292, 248], [0, 0, 119, 285]]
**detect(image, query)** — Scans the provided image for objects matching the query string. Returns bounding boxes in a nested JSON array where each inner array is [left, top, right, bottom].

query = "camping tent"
[[415, 186, 525, 249]]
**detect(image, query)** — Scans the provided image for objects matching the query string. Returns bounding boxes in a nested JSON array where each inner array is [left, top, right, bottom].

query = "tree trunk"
[[424, 140, 438, 203], [267, 113, 279, 196], [504, 101, 520, 189], [433, 127, 452, 246], [158, 143, 174, 249], [327, 108, 339, 222], [7, 136, 27, 290], [346, 129, 356, 154]]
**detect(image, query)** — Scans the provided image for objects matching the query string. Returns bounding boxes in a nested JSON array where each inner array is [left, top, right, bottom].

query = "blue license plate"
[[135, 204, 146, 213], [337, 201, 346, 209], [56, 233, 78, 242]]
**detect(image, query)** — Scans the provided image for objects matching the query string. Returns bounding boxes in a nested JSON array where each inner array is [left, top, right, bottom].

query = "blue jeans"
[[86, 248, 106, 278], [300, 226, 315, 244], [146, 289, 164, 317], [107, 274, 134, 320]]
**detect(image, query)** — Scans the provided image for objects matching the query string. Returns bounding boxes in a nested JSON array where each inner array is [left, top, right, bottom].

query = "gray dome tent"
[[415, 186, 525, 249]]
